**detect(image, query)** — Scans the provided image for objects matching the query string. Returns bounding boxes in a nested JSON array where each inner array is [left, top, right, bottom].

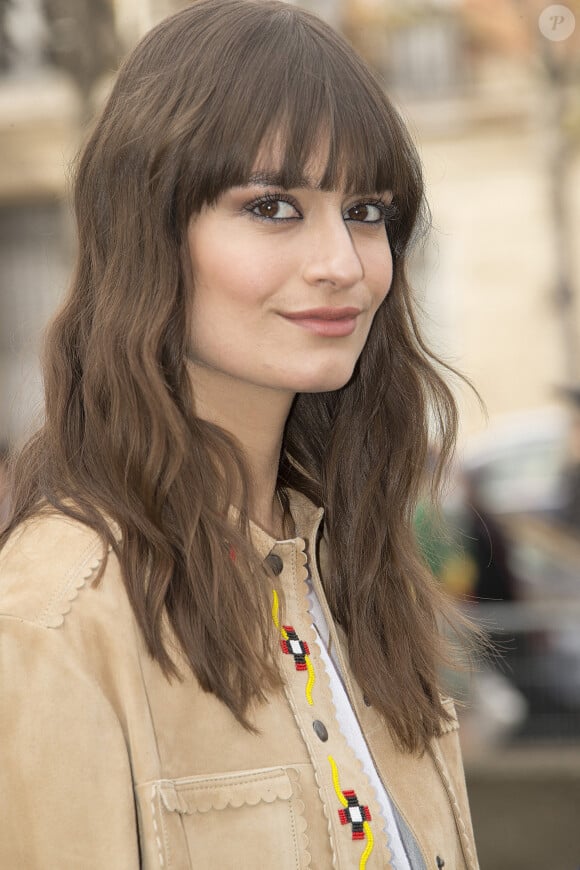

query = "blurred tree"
[[0, 0, 13, 71], [42, 0, 120, 121], [0, 0, 120, 112]]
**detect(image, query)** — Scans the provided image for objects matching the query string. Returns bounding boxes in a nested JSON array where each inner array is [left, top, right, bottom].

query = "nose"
[[302, 213, 364, 289]]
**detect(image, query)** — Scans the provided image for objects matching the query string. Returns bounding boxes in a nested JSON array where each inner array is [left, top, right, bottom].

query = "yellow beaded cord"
[[328, 754, 349, 808], [304, 656, 315, 705], [361, 822, 374, 867], [271, 589, 287, 638]]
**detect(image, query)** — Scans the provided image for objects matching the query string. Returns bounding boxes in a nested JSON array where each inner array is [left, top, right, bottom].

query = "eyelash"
[[350, 199, 398, 224], [245, 193, 298, 221], [245, 193, 398, 224]]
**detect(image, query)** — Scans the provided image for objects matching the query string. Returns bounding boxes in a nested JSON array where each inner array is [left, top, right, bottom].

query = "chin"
[[290, 367, 357, 394]]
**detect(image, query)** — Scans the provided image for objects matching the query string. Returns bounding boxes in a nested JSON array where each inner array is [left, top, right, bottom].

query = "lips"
[[281, 314, 358, 337], [282, 307, 361, 321]]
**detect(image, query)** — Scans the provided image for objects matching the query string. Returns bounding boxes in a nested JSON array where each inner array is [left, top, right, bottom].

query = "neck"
[[187, 358, 296, 538]]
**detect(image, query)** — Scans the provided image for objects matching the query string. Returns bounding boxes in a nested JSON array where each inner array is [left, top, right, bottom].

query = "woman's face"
[[186, 154, 394, 395]]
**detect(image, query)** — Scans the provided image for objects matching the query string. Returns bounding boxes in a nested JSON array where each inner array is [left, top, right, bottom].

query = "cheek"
[[364, 237, 394, 306], [189, 227, 283, 308]]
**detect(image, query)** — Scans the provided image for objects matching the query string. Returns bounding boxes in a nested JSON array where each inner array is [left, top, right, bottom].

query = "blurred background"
[[0, 0, 579, 866]]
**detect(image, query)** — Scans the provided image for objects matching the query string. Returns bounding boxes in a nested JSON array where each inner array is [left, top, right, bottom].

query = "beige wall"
[[416, 120, 580, 441]]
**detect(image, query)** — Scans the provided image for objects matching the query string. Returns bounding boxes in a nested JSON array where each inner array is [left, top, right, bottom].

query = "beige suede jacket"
[[0, 488, 479, 869]]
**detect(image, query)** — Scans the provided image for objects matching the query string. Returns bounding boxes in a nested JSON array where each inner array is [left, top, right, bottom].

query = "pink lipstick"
[[281, 307, 360, 337]]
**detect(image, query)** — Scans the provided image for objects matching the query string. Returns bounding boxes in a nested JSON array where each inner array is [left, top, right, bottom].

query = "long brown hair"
[[2, 0, 478, 752]]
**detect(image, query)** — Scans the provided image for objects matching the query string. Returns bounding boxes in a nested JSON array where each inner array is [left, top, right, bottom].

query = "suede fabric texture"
[[0, 489, 479, 869]]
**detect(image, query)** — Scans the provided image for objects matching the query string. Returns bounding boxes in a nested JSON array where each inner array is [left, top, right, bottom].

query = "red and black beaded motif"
[[338, 791, 372, 841], [280, 626, 310, 671]]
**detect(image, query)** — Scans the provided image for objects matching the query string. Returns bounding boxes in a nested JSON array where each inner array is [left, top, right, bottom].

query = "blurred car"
[[456, 407, 580, 741], [460, 405, 569, 519]]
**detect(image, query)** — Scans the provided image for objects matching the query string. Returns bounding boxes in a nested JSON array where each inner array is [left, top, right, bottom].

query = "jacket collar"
[[227, 488, 325, 561]]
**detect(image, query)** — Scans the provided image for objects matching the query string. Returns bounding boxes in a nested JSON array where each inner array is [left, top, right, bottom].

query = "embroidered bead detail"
[[338, 790, 372, 840], [280, 626, 310, 670], [328, 755, 374, 870], [272, 589, 315, 705]]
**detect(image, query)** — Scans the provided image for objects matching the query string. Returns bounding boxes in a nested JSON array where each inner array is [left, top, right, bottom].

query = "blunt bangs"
[[157, 0, 425, 251], [98, 0, 427, 256]]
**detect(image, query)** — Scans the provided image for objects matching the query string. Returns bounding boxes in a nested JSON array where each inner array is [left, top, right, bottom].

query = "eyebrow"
[[244, 170, 322, 190]]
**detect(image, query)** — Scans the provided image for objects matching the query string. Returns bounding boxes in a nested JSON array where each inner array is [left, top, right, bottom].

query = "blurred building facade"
[[0, 0, 117, 444], [1, 0, 579, 448]]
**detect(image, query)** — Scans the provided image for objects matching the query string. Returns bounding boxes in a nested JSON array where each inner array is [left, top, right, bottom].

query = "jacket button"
[[312, 720, 329, 742], [436, 857, 445, 868], [265, 553, 283, 575]]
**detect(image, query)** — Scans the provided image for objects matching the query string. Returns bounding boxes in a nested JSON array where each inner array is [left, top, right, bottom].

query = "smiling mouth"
[[281, 307, 361, 321], [281, 314, 358, 337]]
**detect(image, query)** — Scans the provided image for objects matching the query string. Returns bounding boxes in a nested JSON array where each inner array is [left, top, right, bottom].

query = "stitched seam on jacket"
[[150, 785, 166, 869], [428, 742, 478, 870]]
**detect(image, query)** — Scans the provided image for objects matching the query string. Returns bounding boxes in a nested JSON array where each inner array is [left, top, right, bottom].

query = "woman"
[[0, 1, 479, 867]]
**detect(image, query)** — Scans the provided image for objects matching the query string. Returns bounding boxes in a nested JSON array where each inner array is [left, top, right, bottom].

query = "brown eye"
[[347, 204, 370, 221], [249, 198, 299, 220], [256, 201, 280, 218], [345, 202, 384, 223]]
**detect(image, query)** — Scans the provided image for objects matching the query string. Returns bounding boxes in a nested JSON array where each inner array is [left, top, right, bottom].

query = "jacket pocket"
[[142, 766, 308, 870]]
